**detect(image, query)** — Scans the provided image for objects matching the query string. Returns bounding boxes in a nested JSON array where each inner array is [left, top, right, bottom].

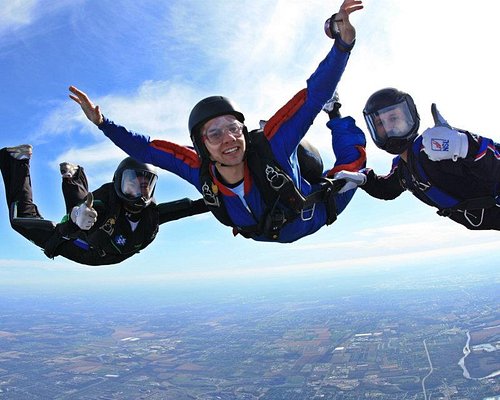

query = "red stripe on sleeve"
[[150, 140, 201, 168], [326, 146, 367, 177], [263, 89, 308, 140]]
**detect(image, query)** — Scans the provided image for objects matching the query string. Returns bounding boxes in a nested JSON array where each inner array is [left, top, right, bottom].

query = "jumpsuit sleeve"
[[326, 116, 367, 175], [361, 166, 406, 200], [265, 43, 352, 157], [157, 198, 208, 225], [99, 118, 202, 188]]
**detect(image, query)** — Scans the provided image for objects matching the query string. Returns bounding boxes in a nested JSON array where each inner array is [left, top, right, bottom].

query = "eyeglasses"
[[203, 123, 244, 145]]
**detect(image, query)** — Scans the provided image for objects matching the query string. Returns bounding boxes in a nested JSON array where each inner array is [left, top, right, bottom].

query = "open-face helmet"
[[188, 96, 245, 161]]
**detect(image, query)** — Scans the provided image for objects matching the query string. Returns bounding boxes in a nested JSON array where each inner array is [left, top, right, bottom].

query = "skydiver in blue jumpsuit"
[[69, 0, 366, 243]]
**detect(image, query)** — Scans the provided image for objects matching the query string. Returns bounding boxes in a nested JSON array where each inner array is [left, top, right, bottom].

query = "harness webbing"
[[409, 136, 497, 215], [200, 129, 341, 240]]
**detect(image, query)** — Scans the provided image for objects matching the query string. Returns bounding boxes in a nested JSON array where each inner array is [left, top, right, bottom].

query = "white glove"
[[334, 170, 367, 193], [70, 193, 97, 230], [421, 126, 468, 162]]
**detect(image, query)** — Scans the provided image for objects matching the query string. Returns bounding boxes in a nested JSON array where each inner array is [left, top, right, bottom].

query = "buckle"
[[463, 209, 484, 228], [265, 165, 288, 190], [414, 178, 431, 191], [301, 204, 316, 221], [202, 182, 220, 207]]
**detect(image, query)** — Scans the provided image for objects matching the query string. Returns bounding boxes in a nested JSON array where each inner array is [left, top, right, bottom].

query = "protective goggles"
[[202, 122, 244, 145]]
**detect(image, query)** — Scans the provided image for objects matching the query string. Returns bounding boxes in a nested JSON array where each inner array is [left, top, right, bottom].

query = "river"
[[458, 330, 500, 380]]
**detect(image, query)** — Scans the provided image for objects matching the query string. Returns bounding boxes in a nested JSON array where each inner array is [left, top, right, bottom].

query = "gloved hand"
[[70, 193, 97, 230], [421, 126, 468, 162], [334, 170, 367, 193]]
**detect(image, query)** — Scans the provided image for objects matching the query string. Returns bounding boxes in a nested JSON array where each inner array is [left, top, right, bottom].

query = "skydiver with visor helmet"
[[333, 87, 500, 231], [0, 147, 208, 265]]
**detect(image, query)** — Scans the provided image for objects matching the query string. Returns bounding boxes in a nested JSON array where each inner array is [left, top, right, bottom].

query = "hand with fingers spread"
[[69, 86, 104, 126], [337, 0, 363, 44], [326, 0, 363, 44]]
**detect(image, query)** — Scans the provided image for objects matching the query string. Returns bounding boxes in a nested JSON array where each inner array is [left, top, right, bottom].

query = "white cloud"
[[288, 238, 500, 273], [282, 218, 500, 272], [0, 0, 37, 30], [0, 0, 82, 38], [33, 0, 500, 179]]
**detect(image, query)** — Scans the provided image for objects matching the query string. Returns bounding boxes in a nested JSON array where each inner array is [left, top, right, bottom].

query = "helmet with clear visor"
[[363, 88, 420, 155], [113, 157, 158, 212]]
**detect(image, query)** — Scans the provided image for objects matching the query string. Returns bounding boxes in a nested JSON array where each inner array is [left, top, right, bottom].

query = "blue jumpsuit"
[[99, 41, 366, 242]]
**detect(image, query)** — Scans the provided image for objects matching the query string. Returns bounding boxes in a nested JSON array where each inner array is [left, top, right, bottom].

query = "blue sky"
[[1, 0, 499, 290]]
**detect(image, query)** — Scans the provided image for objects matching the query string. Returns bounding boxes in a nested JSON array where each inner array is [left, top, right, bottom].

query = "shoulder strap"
[[246, 129, 307, 213], [198, 161, 236, 229]]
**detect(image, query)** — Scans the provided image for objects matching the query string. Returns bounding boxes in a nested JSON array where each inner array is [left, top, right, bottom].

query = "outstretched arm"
[[266, 0, 364, 158], [69, 86, 104, 126], [361, 168, 405, 200], [157, 198, 208, 225]]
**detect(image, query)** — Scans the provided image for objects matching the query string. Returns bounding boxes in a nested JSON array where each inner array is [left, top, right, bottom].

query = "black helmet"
[[188, 96, 245, 160], [113, 157, 158, 212], [363, 88, 420, 155]]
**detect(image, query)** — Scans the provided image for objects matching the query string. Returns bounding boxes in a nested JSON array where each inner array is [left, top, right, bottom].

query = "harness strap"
[[229, 178, 343, 239], [437, 196, 497, 217], [302, 178, 345, 206]]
